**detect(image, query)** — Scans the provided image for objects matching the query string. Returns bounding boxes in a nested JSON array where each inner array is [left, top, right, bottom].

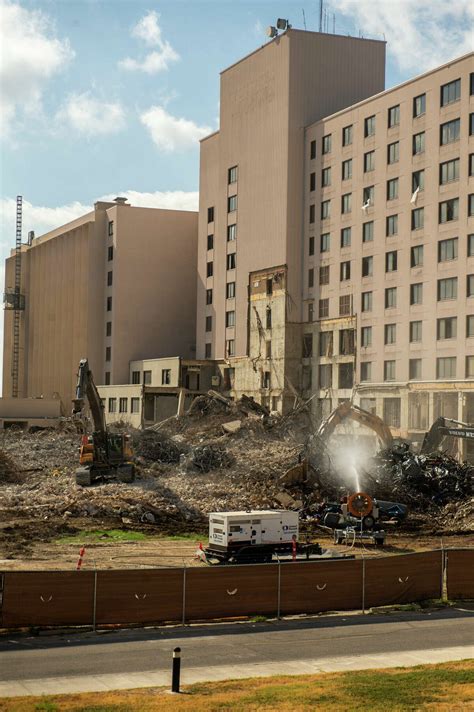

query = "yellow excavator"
[[72, 358, 135, 486], [316, 400, 393, 448]]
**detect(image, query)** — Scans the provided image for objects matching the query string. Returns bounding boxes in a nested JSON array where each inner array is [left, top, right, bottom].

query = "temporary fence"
[[0, 549, 472, 630]]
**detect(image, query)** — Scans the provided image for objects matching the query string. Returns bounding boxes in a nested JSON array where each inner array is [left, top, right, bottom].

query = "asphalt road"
[[0, 610, 472, 682]]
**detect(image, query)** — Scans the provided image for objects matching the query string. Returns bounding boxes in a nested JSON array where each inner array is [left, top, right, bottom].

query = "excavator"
[[420, 417, 474, 454], [72, 358, 135, 486], [316, 400, 393, 449]]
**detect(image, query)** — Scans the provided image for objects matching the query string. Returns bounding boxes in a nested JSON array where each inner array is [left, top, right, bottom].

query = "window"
[[321, 200, 330, 220], [308, 303, 314, 322], [360, 362, 372, 382], [362, 256, 373, 277], [411, 245, 424, 267], [411, 207, 424, 230], [107, 245, 113, 261], [226, 253, 236, 270], [131, 397, 140, 414], [339, 294, 352, 316], [437, 357, 456, 379], [385, 250, 397, 272], [413, 93, 426, 117], [471, 73, 474, 95], [309, 204, 315, 223], [228, 165, 238, 184], [207, 234, 214, 250], [385, 323, 396, 344], [412, 170, 424, 192], [410, 283, 423, 305], [206, 261, 213, 277], [363, 185, 374, 204], [106, 321, 112, 337], [384, 397, 401, 427], [387, 178, 399, 201], [319, 331, 333, 357], [413, 132, 425, 155], [441, 78, 460, 106], [205, 343, 211, 358], [338, 363, 354, 389], [319, 298, 329, 318], [261, 371, 271, 389], [388, 104, 400, 128], [302, 333, 313, 357], [309, 268, 315, 288], [266, 307, 272, 328], [361, 326, 372, 347], [205, 315, 212, 332], [364, 150, 375, 172], [342, 125, 352, 146], [206, 288, 213, 305], [310, 172, 316, 191], [437, 317, 457, 339], [341, 193, 352, 214], [384, 360, 396, 381], [362, 221, 373, 243], [107, 296, 112, 311], [469, 194, 474, 217], [387, 141, 399, 164], [226, 281, 235, 299], [117, 397, 127, 414], [438, 237, 458, 262], [107, 221, 115, 238], [470, 154, 474, 177], [320, 233, 330, 252], [309, 236, 315, 255], [410, 320, 422, 342], [105, 346, 111, 361], [364, 115, 375, 137], [339, 329, 355, 355], [471, 113, 474, 136], [319, 265, 329, 285], [465, 274, 472, 295], [132, 371, 140, 384], [227, 224, 237, 241], [310, 139, 316, 159], [226, 339, 235, 356], [143, 370, 151, 385], [266, 278, 273, 296], [225, 310, 235, 327], [361, 291, 372, 312], [467, 315, 474, 337], [438, 277, 458, 300], [469, 235, 474, 257], [440, 158, 459, 184], [439, 198, 459, 223], [207, 206, 214, 223], [322, 167, 331, 187], [386, 214, 398, 236], [265, 340, 272, 359], [467, 356, 474, 378], [341, 227, 351, 248], [322, 134, 331, 154], [342, 159, 352, 180], [440, 118, 460, 145], [409, 359, 422, 380], [108, 397, 117, 413], [227, 195, 237, 212], [340, 261, 351, 281], [318, 364, 332, 388], [385, 287, 397, 308]]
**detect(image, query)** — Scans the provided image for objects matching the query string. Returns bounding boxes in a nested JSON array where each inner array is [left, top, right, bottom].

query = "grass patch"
[[55, 530, 205, 545], [2, 661, 473, 711]]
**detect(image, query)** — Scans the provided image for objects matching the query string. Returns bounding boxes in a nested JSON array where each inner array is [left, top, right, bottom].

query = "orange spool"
[[347, 491, 373, 518]]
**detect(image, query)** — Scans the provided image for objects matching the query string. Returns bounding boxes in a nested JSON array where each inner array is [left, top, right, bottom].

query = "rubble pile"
[[0, 449, 20, 484], [134, 431, 182, 464], [190, 443, 234, 472]]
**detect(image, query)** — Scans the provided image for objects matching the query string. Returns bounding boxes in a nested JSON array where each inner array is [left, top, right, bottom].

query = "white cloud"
[[140, 106, 211, 152], [56, 92, 126, 136], [0, 0, 74, 137], [118, 11, 179, 74], [331, 0, 474, 74]]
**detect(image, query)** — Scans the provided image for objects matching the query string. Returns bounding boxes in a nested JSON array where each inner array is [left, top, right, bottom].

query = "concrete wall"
[[97, 384, 142, 429], [129, 357, 181, 387]]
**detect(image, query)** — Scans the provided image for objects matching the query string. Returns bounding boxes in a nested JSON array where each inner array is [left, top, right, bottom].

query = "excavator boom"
[[317, 401, 393, 448], [420, 416, 474, 454], [72, 358, 106, 435]]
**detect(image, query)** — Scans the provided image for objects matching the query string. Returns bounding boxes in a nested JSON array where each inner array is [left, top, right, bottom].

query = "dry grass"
[[0, 661, 473, 711]]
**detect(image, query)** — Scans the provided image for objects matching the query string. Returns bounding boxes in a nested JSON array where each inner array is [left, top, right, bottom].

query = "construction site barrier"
[[0, 549, 469, 630]]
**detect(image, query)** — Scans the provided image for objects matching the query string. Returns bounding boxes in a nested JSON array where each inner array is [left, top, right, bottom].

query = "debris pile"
[[0, 449, 20, 484], [191, 443, 234, 472], [134, 431, 182, 464]]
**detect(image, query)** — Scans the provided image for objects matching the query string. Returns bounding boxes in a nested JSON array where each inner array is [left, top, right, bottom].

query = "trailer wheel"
[[375, 537, 385, 548], [75, 467, 92, 487]]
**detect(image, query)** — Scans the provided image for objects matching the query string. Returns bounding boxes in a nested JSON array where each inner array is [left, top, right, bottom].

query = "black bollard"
[[171, 646, 181, 693]]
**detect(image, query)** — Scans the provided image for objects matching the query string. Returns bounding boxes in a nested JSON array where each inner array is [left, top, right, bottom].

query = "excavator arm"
[[420, 417, 474, 454], [317, 401, 393, 448], [72, 358, 106, 435]]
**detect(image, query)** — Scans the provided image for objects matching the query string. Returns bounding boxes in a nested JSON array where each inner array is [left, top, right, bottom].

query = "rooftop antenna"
[[333, 13, 335, 33], [302, 8, 307, 30], [319, 0, 323, 32]]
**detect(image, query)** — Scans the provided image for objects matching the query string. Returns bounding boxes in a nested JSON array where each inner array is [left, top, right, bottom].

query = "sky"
[[0, 0, 473, 383]]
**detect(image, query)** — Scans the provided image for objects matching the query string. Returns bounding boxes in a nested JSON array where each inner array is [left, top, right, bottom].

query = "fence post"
[[361, 556, 366, 615], [442, 544, 447, 600], [277, 559, 281, 620], [92, 570, 98, 632], [182, 566, 186, 627]]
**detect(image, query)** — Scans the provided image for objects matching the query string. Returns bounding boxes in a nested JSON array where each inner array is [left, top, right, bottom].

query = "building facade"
[[3, 199, 198, 409]]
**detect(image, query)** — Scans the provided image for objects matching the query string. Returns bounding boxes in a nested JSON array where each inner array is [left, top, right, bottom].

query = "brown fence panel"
[[2, 571, 95, 627], [280, 559, 363, 615], [365, 551, 442, 608], [185, 564, 278, 620], [95, 569, 183, 625], [446, 550, 474, 599]]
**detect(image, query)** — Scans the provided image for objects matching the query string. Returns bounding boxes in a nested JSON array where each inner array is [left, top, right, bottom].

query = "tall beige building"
[[3, 199, 198, 409], [197, 28, 474, 449]]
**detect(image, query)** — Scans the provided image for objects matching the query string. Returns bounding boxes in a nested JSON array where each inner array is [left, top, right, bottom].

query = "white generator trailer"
[[205, 510, 322, 564]]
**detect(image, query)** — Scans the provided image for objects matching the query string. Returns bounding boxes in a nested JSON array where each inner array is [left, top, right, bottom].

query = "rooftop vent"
[[114, 196, 128, 204]]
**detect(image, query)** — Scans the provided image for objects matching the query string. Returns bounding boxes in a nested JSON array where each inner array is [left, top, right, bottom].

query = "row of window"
[[107, 396, 140, 414], [309, 75, 474, 159], [206, 252, 236, 278], [206, 281, 236, 307], [130, 369, 171, 385], [206, 224, 238, 252], [359, 315, 474, 347], [206, 195, 238, 224], [206, 306, 273, 333]]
